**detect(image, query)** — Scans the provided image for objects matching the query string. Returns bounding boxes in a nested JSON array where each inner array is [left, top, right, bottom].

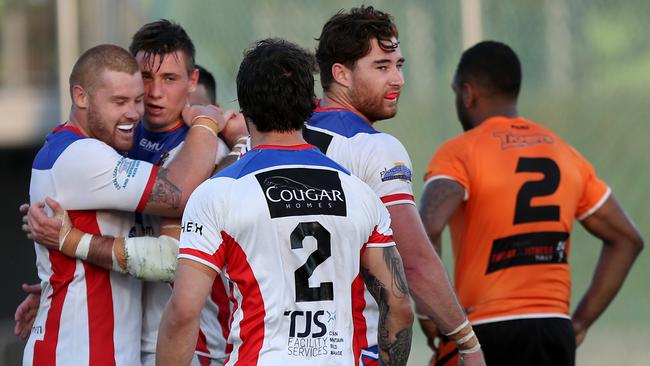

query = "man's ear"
[[72, 85, 89, 109], [188, 68, 199, 94], [461, 82, 476, 109], [331, 63, 352, 88]]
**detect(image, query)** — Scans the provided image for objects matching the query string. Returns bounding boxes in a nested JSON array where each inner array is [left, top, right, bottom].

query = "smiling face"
[[136, 50, 198, 131], [347, 37, 404, 122], [85, 69, 144, 152]]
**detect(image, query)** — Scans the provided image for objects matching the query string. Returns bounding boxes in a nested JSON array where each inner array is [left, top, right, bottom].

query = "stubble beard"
[[350, 85, 397, 123]]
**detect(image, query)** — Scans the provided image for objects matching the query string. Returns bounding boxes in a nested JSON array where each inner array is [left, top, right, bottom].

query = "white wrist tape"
[[124, 235, 179, 281], [112, 248, 127, 273], [75, 234, 92, 260], [459, 342, 481, 355], [456, 330, 476, 345], [445, 319, 469, 337]]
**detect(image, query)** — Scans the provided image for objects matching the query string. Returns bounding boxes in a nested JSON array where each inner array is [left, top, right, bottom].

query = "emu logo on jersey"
[[380, 162, 412, 182], [256, 168, 346, 218], [138, 137, 164, 152]]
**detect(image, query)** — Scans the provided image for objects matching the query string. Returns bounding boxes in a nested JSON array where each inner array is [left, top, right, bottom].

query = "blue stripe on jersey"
[[307, 110, 379, 137], [215, 147, 350, 179], [33, 129, 87, 170], [128, 122, 189, 164]]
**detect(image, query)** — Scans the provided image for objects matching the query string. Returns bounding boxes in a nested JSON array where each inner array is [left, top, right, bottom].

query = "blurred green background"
[[0, 0, 647, 364]]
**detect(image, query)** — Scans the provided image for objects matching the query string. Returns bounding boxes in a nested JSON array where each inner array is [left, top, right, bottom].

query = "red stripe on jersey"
[[253, 144, 316, 151], [225, 282, 236, 355], [221, 231, 265, 365], [362, 357, 379, 366], [196, 328, 209, 354], [211, 277, 232, 348], [69, 210, 116, 366], [367, 226, 394, 244], [52, 124, 85, 136], [33, 251, 77, 366], [380, 193, 415, 204], [179, 247, 224, 269], [351, 257, 368, 366], [136, 165, 159, 212]]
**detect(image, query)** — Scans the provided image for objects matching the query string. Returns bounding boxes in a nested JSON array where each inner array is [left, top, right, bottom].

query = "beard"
[[455, 97, 474, 132], [87, 101, 133, 152], [349, 84, 398, 123]]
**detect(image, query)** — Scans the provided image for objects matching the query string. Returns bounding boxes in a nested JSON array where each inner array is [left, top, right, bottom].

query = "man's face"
[[136, 50, 197, 130], [86, 70, 144, 152], [347, 37, 405, 122], [451, 74, 473, 132]]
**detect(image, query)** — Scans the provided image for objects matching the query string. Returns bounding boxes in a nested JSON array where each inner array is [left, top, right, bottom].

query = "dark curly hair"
[[316, 5, 399, 90], [237, 38, 317, 133], [129, 19, 195, 74]]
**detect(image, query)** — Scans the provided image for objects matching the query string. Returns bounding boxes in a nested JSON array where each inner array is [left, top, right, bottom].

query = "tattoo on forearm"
[[420, 179, 464, 221], [361, 265, 411, 366], [383, 247, 409, 297], [380, 328, 412, 366], [148, 168, 182, 209]]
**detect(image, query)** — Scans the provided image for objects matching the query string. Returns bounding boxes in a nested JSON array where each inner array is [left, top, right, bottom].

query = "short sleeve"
[[424, 137, 471, 200], [54, 139, 157, 212], [575, 153, 610, 220], [178, 180, 226, 273], [366, 198, 396, 248], [358, 134, 415, 207]]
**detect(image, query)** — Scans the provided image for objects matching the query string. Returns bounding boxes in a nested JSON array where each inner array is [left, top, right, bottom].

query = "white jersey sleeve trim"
[[366, 242, 396, 248], [424, 175, 469, 201], [577, 187, 611, 221], [178, 253, 222, 274]]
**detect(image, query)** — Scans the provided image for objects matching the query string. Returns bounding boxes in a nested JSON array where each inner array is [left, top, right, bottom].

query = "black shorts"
[[473, 317, 576, 366]]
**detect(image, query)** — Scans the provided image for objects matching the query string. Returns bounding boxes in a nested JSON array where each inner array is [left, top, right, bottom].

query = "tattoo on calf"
[[148, 168, 182, 209]]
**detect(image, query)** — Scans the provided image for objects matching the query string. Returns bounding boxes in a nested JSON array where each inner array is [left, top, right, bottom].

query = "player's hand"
[[418, 317, 441, 355], [219, 111, 249, 148], [28, 197, 64, 248], [20, 203, 32, 239], [14, 283, 41, 340], [572, 319, 588, 346], [458, 348, 486, 366], [181, 104, 226, 133]]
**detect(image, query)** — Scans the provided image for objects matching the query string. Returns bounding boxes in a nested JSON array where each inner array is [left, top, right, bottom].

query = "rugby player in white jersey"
[[19, 21, 246, 366], [303, 6, 484, 364], [23, 44, 226, 365], [157, 38, 414, 366]]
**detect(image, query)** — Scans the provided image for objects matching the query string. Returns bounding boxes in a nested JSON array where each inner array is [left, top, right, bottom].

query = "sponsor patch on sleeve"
[[112, 157, 141, 190], [380, 162, 412, 182]]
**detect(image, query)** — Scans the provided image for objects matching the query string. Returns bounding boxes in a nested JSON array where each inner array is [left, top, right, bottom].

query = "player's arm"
[[572, 194, 643, 346], [157, 259, 215, 366], [361, 245, 413, 366], [389, 201, 483, 364], [26, 197, 179, 281], [141, 105, 225, 217]]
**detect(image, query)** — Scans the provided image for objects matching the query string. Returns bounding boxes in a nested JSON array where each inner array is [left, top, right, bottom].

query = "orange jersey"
[[424, 116, 610, 324]]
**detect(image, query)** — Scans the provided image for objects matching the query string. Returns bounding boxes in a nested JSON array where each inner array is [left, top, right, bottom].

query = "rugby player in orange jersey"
[[419, 40, 643, 366]]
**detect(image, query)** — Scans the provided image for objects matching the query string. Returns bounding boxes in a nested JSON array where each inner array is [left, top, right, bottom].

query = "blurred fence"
[[0, 1, 648, 364]]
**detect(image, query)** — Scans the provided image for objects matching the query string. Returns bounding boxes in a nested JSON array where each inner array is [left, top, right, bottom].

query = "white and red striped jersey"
[[304, 106, 414, 357], [129, 122, 231, 363], [179, 144, 395, 365], [25, 125, 158, 366]]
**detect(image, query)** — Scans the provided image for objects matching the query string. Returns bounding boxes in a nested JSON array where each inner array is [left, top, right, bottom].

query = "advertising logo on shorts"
[[256, 168, 347, 218]]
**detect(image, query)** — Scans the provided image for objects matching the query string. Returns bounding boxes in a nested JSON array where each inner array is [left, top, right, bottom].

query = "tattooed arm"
[[418, 178, 465, 256], [361, 245, 413, 366], [142, 105, 225, 217]]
